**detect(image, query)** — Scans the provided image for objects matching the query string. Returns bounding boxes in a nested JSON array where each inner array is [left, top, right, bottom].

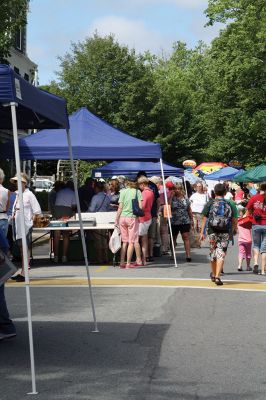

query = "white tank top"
[[0, 184, 8, 219]]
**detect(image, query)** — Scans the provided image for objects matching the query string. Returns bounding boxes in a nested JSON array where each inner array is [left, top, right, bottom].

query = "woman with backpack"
[[200, 183, 238, 285]]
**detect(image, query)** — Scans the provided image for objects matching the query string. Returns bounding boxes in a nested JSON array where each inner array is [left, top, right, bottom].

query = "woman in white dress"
[[190, 183, 209, 233]]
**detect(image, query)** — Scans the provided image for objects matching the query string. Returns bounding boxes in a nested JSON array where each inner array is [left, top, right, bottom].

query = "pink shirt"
[[238, 224, 252, 243], [158, 185, 171, 205], [139, 187, 154, 223], [235, 190, 244, 201]]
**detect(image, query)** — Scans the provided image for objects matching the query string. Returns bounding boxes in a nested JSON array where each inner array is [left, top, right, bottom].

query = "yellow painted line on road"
[[95, 266, 109, 273], [6, 277, 266, 291]]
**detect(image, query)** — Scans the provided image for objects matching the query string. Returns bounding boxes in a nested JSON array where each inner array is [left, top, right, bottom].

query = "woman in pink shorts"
[[115, 180, 142, 268], [237, 211, 252, 271]]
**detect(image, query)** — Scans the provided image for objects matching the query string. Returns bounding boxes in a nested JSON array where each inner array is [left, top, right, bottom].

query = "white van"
[[34, 179, 54, 192]]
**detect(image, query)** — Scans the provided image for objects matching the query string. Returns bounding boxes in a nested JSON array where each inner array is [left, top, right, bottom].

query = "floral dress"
[[171, 197, 191, 226]]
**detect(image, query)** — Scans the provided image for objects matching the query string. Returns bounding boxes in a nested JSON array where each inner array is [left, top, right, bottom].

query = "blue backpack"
[[208, 199, 232, 232]]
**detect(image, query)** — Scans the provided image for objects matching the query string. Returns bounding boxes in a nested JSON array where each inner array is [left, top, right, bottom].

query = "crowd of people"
[[0, 167, 265, 276], [0, 165, 266, 341]]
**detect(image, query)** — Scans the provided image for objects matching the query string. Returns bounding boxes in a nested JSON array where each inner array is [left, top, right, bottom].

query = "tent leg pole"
[[10, 103, 38, 394], [66, 129, 99, 332], [183, 176, 188, 198], [159, 159, 178, 268]]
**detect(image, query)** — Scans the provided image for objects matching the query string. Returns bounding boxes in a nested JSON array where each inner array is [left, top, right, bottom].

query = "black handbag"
[[132, 190, 144, 217]]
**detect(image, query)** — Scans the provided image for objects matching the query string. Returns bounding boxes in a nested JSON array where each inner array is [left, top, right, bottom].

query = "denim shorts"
[[252, 225, 266, 253], [0, 219, 8, 237]]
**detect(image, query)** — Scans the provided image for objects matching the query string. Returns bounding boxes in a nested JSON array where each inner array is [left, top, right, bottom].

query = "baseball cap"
[[165, 181, 175, 189]]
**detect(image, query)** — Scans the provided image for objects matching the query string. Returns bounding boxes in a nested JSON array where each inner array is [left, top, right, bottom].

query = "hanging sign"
[[182, 159, 197, 169], [229, 160, 242, 168]]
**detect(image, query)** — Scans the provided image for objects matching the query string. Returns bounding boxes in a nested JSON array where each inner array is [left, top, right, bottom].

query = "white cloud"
[[88, 16, 172, 54]]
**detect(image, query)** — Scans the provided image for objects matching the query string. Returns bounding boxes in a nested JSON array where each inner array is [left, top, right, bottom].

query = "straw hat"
[[149, 176, 161, 185], [10, 173, 29, 184]]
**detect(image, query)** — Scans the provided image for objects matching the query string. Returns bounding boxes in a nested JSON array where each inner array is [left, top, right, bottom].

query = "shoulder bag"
[[132, 190, 144, 217]]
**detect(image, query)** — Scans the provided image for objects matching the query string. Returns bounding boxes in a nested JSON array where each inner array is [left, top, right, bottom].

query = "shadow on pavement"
[[1, 321, 169, 400]]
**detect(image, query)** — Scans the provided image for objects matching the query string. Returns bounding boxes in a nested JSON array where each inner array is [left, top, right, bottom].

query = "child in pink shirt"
[[237, 211, 252, 271]]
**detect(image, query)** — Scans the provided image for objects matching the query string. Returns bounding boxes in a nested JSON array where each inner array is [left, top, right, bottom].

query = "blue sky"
[[27, 0, 223, 85]]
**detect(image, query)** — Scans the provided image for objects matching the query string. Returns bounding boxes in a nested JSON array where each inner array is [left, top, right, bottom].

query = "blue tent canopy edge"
[[92, 161, 184, 178], [0, 64, 69, 129], [0, 107, 161, 161]]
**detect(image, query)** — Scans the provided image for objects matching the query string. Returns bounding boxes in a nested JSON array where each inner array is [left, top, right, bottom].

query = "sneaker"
[[0, 332, 17, 341], [11, 274, 25, 282], [15, 274, 25, 282], [53, 256, 59, 263], [62, 256, 68, 263]]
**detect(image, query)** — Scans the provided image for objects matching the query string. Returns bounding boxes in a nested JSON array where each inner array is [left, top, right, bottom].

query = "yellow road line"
[[6, 277, 266, 291], [95, 266, 109, 273]]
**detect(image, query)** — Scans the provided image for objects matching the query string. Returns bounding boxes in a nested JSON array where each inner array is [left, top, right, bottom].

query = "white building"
[[8, 25, 37, 84]]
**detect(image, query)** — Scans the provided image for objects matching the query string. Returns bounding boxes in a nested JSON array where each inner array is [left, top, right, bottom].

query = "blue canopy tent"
[[1, 107, 161, 160], [206, 166, 245, 181], [1, 107, 178, 269], [0, 66, 98, 394], [92, 161, 184, 179]]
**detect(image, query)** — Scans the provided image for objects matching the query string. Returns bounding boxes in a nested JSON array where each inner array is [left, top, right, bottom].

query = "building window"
[[15, 29, 22, 51], [24, 73, 29, 81], [14, 27, 26, 53], [14, 66, 20, 75]]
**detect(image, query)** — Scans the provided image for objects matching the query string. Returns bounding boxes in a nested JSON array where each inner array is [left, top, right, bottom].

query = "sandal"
[[214, 277, 223, 286], [132, 262, 143, 267], [210, 273, 215, 282]]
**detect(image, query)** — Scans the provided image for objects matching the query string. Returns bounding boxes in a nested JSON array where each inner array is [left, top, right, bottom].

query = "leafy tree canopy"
[[0, 0, 28, 59]]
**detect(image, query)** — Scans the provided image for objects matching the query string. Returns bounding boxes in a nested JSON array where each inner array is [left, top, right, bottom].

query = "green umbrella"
[[233, 164, 266, 182]]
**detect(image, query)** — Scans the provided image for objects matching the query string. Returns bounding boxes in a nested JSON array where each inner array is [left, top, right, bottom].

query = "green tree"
[[50, 34, 166, 142], [0, 0, 29, 59], [203, 0, 266, 165], [153, 42, 211, 164]]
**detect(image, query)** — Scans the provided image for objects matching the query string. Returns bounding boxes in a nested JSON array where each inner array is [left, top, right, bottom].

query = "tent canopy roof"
[[1, 107, 161, 161], [92, 161, 184, 178], [0, 64, 69, 129], [206, 167, 245, 181], [233, 164, 266, 182]]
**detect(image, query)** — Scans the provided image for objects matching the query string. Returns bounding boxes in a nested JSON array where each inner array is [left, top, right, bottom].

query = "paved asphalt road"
[[1, 238, 266, 399]]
